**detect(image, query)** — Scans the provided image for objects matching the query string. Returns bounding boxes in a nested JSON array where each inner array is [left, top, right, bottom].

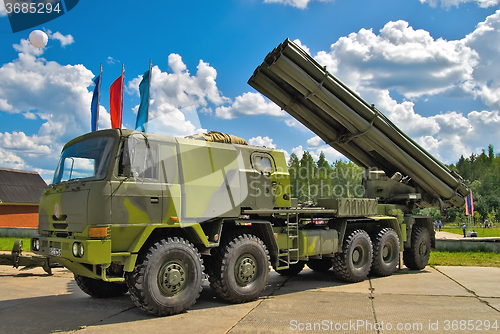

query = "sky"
[[1, 0, 500, 183]]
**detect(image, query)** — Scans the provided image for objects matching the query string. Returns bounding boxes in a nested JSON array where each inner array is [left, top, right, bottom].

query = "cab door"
[[251, 152, 276, 209], [111, 134, 162, 225]]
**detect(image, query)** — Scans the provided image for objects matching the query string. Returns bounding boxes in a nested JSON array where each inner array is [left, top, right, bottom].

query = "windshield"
[[52, 136, 115, 184]]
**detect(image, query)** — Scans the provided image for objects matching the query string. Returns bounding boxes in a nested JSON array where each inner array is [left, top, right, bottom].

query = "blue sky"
[[1, 0, 500, 183]]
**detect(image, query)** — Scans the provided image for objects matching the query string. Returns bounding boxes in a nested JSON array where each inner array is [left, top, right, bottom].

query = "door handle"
[[151, 197, 159, 204]]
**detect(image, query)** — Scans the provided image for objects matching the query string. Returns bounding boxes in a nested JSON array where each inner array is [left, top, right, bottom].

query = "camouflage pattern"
[[32, 129, 296, 279]]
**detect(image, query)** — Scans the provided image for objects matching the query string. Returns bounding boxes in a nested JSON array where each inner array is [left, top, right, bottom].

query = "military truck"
[[31, 39, 469, 317]]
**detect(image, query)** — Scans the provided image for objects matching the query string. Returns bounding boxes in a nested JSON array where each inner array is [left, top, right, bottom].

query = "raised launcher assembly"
[[248, 38, 469, 213]]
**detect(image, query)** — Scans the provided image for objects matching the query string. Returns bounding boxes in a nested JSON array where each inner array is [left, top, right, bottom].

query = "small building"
[[0, 168, 47, 229]]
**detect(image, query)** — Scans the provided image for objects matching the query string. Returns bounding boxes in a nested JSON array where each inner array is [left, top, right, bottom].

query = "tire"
[[332, 229, 373, 283], [208, 234, 270, 303], [126, 237, 204, 316], [370, 228, 400, 276], [274, 261, 305, 276], [74, 275, 128, 298], [307, 258, 333, 273], [403, 226, 431, 270]]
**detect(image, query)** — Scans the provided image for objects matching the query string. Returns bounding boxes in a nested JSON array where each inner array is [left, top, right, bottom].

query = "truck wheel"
[[403, 226, 431, 270], [74, 275, 128, 298], [274, 261, 305, 276], [307, 258, 333, 273], [370, 228, 400, 276], [209, 234, 270, 303], [332, 229, 373, 283], [126, 237, 203, 316]]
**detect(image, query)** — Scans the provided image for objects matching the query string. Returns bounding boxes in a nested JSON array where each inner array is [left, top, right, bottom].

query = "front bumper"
[[31, 236, 112, 265]]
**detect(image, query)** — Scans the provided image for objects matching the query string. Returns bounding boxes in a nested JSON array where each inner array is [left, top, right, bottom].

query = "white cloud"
[[419, 0, 500, 8], [0, 148, 25, 168], [107, 57, 119, 65], [215, 92, 285, 119], [306, 136, 346, 162], [128, 55, 227, 136], [263, 0, 331, 9], [0, 131, 51, 154], [145, 106, 207, 137], [249, 136, 277, 148], [293, 14, 500, 163], [13, 39, 44, 57], [292, 145, 304, 159], [315, 20, 478, 99], [358, 88, 500, 163], [47, 31, 74, 47], [284, 117, 310, 132], [293, 39, 311, 55], [463, 10, 500, 109], [0, 37, 97, 179]]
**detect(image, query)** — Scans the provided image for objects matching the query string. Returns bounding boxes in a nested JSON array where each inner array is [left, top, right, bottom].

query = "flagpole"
[[146, 59, 152, 133], [120, 63, 124, 129], [96, 63, 102, 130]]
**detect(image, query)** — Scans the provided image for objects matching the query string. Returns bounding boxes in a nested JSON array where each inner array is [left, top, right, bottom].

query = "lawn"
[[428, 250, 500, 268], [0, 238, 498, 268], [443, 227, 500, 238], [0, 237, 31, 252]]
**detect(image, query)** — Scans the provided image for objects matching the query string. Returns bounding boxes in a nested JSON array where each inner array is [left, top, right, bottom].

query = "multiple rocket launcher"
[[248, 38, 469, 211]]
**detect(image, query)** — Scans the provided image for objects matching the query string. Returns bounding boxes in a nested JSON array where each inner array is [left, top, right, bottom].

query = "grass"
[[0, 237, 31, 252], [0, 238, 498, 268], [442, 227, 500, 237], [429, 250, 500, 268]]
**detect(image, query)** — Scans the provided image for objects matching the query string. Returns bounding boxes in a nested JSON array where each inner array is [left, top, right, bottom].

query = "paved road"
[[0, 264, 499, 334]]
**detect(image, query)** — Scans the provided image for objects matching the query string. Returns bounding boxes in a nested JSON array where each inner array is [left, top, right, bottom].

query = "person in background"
[[462, 223, 467, 237]]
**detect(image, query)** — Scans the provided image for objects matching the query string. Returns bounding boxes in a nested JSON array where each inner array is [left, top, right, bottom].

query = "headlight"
[[72, 243, 79, 257], [78, 243, 84, 257], [32, 238, 40, 251]]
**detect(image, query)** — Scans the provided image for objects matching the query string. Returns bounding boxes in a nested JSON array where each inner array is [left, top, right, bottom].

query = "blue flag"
[[90, 74, 101, 132], [135, 69, 151, 132]]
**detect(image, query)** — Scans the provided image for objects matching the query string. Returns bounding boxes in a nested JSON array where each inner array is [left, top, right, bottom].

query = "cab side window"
[[118, 136, 158, 180], [252, 154, 274, 173]]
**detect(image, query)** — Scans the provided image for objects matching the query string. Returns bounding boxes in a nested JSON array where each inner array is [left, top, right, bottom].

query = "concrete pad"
[[272, 268, 371, 295], [374, 294, 499, 332], [229, 291, 376, 334], [436, 266, 500, 298], [0, 290, 134, 334], [0, 267, 74, 310], [74, 289, 261, 334], [436, 231, 464, 240], [480, 298, 500, 312], [370, 267, 471, 296]]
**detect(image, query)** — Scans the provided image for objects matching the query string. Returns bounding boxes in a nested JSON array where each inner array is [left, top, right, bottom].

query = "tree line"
[[287, 151, 364, 202], [287, 146, 499, 226]]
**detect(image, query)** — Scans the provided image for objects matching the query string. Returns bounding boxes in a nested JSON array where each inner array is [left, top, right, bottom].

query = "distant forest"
[[287, 145, 499, 226]]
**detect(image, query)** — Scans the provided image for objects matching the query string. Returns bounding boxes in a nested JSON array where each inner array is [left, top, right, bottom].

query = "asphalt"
[[0, 263, 499, 334]]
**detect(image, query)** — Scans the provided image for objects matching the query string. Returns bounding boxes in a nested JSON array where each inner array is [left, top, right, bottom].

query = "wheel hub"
[[352, 245, 367, 268], [158, 261, 186, 296], [352, 249, 360, 263], [235, 254, 257, 286], [419, 241, 427, 257], [382, 245, 389, 258]]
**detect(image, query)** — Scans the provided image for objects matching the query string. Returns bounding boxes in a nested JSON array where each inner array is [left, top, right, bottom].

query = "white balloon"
[[29, 30, 48, 49]]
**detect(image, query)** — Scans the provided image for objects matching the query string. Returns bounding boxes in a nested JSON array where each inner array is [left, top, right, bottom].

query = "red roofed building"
[[0, 168, 47, 228]]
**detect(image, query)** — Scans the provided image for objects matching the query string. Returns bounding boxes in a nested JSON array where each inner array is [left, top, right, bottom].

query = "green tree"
[[298, 151, 316, 201], [316, 152, 333, 199], [287, 153, 300, 199]]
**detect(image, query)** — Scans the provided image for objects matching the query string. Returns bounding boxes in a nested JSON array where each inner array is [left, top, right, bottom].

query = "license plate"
[[49, 248, 61, 256]]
